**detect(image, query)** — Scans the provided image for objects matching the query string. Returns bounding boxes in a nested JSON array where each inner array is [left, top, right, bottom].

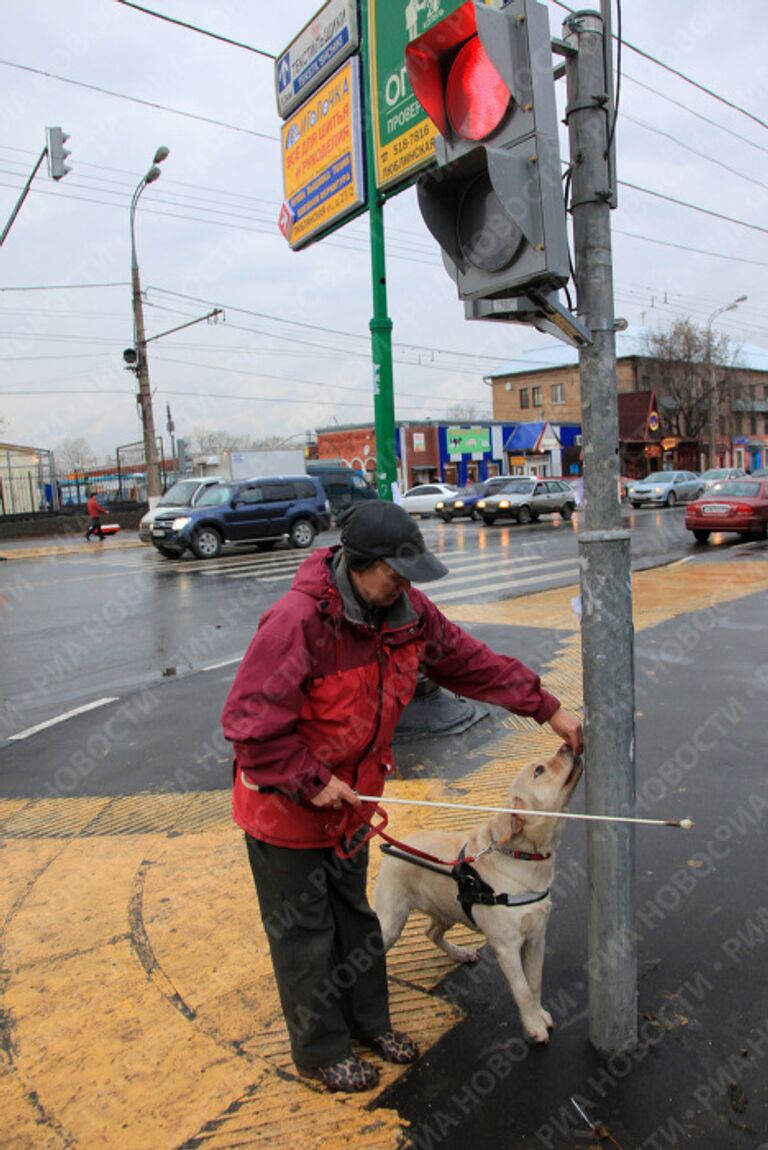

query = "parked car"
[[138, 477, 222, 543], [698, 467, 746, 490], [627, 471, 704, 508], [306, 465, 377, 522], [684, 478, 768, 543], [476, 477, 576, 525], [149, 474, 331, 559], [434, 477, 509, 522], [400, 482, 459, 518]]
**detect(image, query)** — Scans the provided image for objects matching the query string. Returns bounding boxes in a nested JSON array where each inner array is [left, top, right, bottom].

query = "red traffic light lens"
[[446, 36, 510, 141]]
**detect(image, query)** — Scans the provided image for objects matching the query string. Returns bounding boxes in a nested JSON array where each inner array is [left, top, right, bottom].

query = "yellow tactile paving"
[[2, 556, 767, 1148]]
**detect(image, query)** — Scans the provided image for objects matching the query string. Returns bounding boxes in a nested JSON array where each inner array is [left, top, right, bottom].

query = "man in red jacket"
[[222, 501, 582, 1093], [84, 491, 108, 541]]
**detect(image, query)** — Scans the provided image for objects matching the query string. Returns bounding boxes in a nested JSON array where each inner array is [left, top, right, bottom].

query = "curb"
[[0, 538, 146, 561]]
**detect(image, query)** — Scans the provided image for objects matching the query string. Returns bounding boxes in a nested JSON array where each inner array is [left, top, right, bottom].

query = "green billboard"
[[367, 0, 469, 191]]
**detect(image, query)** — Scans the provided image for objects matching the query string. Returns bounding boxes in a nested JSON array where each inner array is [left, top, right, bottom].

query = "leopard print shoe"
[[299, 1055, 380, 1093], [369, 1030, 420, 1064]]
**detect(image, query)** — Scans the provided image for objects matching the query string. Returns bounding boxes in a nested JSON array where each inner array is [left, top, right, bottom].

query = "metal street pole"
[[130, 147, 169, 502], [360, 0, 397, 502], [564, 10, 637, 1054], [706, 296, 746, 468]]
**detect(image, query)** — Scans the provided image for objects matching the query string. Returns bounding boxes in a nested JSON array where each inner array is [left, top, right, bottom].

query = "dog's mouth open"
[[563, 754, 584, 791]]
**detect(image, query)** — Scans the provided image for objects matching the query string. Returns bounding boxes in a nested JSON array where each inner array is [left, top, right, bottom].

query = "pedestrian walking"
[[222, 501, 582, 1093], [84, 491, 108, 541]]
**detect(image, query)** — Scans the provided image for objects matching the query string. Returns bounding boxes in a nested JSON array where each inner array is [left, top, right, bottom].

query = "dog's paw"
[[523, 1012, 552, 1044], [541, 1009, 554, 1029], [448, 946, 480, 964]]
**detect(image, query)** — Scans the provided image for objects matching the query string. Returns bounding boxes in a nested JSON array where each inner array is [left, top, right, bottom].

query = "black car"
[[150, 474, 331, 559], [435, 477, 512, 522]]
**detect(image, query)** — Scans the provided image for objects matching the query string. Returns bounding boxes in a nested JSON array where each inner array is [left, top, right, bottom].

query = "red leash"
[[329, 801, 478, 867]]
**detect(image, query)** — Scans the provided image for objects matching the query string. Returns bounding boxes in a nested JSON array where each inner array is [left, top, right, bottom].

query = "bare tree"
[[445, 403, 487, 422], [192, 428, 311, 453], [645, 319, 739, 440], [55, 436, 98, 473], [192, 428, 248, 454]]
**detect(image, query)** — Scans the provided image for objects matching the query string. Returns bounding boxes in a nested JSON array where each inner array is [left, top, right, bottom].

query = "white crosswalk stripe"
[[98, 540, 580, 601], [431, 562, 580, 603]]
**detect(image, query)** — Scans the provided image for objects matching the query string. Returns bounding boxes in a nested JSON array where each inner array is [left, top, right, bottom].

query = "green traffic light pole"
[[360, 0, 398, 502]]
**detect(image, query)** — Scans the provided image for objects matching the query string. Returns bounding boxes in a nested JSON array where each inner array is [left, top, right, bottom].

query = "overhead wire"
[[549, 0, 768, 131], [113, 0, 276, 59], [0, 59, 277, 140]]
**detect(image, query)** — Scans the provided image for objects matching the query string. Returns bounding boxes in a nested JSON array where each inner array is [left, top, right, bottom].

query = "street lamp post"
[[130, 146, 169, 501], [706, 295, 746, 469]]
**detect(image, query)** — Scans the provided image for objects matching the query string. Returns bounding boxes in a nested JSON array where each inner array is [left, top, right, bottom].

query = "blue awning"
[[503, 422, 546, 452]]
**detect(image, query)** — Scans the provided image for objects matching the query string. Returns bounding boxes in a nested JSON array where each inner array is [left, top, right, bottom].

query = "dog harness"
[[380, 842, 550, 925]]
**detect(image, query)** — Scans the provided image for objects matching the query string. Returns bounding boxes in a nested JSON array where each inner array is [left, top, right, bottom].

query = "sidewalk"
[[1, 554, 767, 1149], [0, 532, 145, 561]]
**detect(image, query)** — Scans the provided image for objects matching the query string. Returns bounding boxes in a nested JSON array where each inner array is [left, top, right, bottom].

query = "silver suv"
[[477, 477, 576, 526]]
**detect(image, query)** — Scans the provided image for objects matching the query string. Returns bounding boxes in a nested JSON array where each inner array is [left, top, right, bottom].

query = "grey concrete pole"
[[564, 10, 637, 1053]]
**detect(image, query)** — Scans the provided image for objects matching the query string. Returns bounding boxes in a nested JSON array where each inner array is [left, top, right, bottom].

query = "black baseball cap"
[[340, 501, 448, 582]]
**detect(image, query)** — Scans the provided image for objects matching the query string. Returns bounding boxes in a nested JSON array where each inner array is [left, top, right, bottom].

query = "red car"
[[685, 478, 768, 543]]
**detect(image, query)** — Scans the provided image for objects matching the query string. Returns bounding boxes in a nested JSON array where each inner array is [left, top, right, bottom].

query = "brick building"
[[486, 348, 768, 473]]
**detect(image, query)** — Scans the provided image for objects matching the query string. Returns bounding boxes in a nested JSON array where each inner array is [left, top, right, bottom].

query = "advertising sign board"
[[280, 57, 365, 250], [368, 0, 482, 191], [275, 0, 359, 119], [447, 426, 491, 454]]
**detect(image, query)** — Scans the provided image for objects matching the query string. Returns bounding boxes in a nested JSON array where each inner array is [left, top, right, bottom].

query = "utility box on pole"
[[564, 9, 638, 1054]]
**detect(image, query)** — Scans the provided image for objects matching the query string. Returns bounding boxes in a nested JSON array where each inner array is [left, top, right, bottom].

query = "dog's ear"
[[488, 804, 525, 845]]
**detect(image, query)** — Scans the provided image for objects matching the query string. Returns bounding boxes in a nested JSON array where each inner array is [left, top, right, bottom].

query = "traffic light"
[[405, 0, 568, 301], [46, 127, 71, 180]]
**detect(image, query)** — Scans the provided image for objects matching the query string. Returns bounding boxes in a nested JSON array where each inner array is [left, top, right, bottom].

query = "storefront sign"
[[280, 58, 365, 250]]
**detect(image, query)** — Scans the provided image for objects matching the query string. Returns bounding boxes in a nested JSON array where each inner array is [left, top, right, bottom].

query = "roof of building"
[[484, 327, 768, 380]]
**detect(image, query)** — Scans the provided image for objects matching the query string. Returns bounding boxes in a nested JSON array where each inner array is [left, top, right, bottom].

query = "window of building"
[[532, 385, 543, 406], [520, 388, 530, 409], [750, 416, 758, 435], [733, 413, 743, 435], [551, 383, 565, 405], [764, 416, 768, 435]]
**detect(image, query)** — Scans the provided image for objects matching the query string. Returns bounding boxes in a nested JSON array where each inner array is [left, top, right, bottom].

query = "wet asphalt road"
[[0, 505, 743, 795]]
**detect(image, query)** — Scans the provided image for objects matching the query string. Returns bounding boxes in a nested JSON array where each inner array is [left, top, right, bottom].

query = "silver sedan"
[[476, 477, 576, 525], [627, 471, 704, 508]]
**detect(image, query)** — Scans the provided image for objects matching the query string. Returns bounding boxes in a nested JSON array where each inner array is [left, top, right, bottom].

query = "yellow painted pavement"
[[2, 560, 767, 1148]]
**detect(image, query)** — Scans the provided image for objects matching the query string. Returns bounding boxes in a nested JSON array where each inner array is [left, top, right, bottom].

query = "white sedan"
[[400, 482, 459, 517]]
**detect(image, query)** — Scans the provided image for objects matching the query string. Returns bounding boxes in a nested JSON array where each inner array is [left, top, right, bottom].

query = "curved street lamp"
[[706, 295, 746, 469], [130, 146, 169, 501]]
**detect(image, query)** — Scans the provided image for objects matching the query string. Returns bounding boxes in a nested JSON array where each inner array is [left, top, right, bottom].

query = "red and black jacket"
[[222, 547, 560, 848]]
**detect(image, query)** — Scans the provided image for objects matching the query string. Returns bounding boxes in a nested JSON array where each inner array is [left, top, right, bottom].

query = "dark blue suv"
[[150, 474, 331, 559]]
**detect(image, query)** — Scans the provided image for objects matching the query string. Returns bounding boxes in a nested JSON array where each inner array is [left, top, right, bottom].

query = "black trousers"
[[86, 516, 104, 540], [244, 833, 391, 1070]]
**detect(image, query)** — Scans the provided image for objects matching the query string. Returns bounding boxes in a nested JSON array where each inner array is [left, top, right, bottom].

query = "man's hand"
[[310, 776, 361, 809], [547, 707, 583, 756]]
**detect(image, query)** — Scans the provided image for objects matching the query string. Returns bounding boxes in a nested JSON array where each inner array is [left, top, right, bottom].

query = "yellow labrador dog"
[[374, 744, 582, 1043]]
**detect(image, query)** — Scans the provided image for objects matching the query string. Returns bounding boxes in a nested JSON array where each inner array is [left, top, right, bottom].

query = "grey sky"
[[1, 0, 767, 458]]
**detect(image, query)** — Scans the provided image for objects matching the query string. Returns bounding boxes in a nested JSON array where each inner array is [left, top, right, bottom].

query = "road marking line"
[[201, 656, 243, 671], [8, 697, 120, 741]]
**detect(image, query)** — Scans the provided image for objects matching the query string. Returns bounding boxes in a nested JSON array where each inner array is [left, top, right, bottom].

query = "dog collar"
[[491, 843, 551, 862]]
